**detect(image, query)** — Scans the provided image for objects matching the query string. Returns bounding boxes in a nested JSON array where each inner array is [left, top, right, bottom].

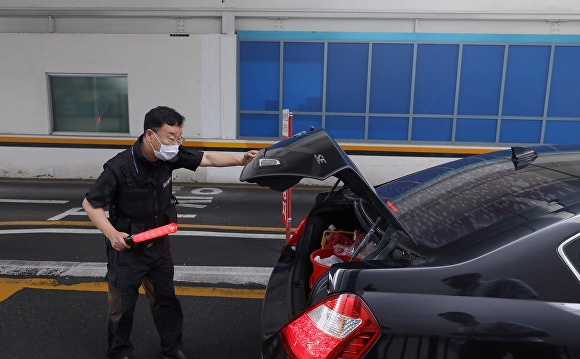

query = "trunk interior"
[[290, 192, 361, 314]]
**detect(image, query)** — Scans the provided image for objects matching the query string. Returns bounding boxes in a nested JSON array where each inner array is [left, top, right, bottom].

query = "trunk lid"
[[239, 128, 391, 220]]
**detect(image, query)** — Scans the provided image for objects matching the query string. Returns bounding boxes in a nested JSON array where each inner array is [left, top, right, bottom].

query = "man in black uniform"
[[82, 106, 257, 359]]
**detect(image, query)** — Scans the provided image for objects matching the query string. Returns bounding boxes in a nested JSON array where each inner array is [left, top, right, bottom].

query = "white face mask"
[[150, 132, 179, 161]]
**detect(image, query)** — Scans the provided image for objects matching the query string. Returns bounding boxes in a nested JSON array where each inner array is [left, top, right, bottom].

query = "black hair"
[[143, 106, 185, 133]]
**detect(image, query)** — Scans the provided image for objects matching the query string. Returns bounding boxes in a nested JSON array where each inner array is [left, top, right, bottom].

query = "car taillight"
[[280, 293, 380, 359]]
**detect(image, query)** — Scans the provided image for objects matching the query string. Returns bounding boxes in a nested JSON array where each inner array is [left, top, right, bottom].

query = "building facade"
[[1, 1, 579, 183]]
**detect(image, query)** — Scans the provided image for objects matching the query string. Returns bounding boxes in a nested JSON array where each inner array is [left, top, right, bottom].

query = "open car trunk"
[[240, 129, 401, 341]]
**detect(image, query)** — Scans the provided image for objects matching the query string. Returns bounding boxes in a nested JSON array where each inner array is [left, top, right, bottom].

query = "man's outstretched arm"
[[199, 150, 257, 167]]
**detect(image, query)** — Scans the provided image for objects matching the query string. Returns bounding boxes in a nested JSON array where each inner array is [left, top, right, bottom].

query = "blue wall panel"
[[239, 41, 280, 111], [283, 42, 324, 112], [326, 43, 369, 113], [503, 45, 550, 116], [369, 43, 414, 114], [458, 45, 504, 116], [325, 116, 365, 139], [368, 117, 409, 140], [548, 46, 580, 118], [412, 118, 453, 141], [292, 115, 322, 134], [499, 119, 542, 143], [456, 118, 497, 142], [413, 44, 459, 115], [239, 113, 279, 137], [544, 120, 580, 144]]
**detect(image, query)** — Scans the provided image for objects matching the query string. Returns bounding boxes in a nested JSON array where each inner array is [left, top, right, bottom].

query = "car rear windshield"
[[376, 153, 580, 249]]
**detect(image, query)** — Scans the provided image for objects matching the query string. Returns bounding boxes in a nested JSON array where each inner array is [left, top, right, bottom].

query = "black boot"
[[162, 348, 189, 359]]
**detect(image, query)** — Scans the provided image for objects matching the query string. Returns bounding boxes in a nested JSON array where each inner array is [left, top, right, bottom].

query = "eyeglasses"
[[151, 130, 185, 146]]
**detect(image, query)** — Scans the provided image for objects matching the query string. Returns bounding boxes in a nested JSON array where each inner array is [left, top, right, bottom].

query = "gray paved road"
[[0, 178, 323, 359]]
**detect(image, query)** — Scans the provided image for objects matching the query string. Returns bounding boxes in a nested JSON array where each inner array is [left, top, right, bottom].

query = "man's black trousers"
[[105, 237, 184, 359]]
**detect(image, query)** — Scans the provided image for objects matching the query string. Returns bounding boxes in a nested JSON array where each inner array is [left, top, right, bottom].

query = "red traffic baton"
[[124, 223, 178, 246]]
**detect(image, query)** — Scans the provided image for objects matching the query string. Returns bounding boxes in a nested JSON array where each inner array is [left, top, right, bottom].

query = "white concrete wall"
[[0, 33, 227, 139], [3, 0, 580, 17], [0, 145, 455, 186]]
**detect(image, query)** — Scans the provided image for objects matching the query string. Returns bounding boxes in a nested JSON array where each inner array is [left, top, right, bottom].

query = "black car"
[[240, 128, 580, 359]]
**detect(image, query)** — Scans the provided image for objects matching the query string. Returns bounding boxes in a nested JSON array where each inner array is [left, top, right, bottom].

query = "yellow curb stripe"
[[179, 223, 286, 232], [0, 277, 264, 302], [341, 144, 495, 155], [174, 286, 264, 299], [0, 135, 499, 155], [0, 136, 272, 149], [0, 220, 290, 233], [0, 283, 27, 302], [0, 220, 96, 227]]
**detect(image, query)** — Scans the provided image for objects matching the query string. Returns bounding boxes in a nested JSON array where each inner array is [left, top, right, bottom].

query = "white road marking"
[[176, 196, 212, 209], [0, 199, 69, 204], [47, 207, 85, 221], [47, 209, 196, 220], [173, 230, 284, 240], [0, 228, 284, 240], [178, 204, 207, 209], [190, 188, 222, 195], [0, 259, 273, 286], [49, 206, 204, 220]]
